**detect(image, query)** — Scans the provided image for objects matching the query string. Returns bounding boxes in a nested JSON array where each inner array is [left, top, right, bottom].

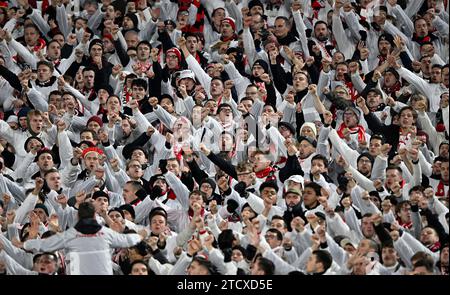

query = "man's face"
[[127, 160, 143, 179], [122, 183, 137, 203], [83, 70, 95, 89], [298, 140, 315, 159], [49, 94, 63, 109], [94, 196, 109, 212], [186, 36, 198, 54], [270, 219, 286, 234], [123, 16, 135, 30], [90, 44, 103, 58], [311, 159, 327, 174], [431, 67, 442, 83], [397, 203, 412, 223], [131, 149, 147, 164], [210, 80, 224, 97], [37, 65, 52, 82], [264, 231, 281, 249], [383, 72, 397, 87], [187, 261, 209, 275], [45, 172, 61, 191], [399, 109, 415, 128], [274, 18, 289, 38], [24, 27, 39, 46], [137, 44, 151, 61], [29, 114, 43, 134], [165, 53, 179, 69], [285, 193, 301, 208], [252, 64, 265, 78], [231, 249, 244, 262], [125, 33, 139, 48], [189, 193, 204, 210], [293, 72, 309, 91], [343, 110, 359, 128], [166, 159, 180, 175], [385, 168, 402, 189], [415, 19, 428, 37], [378, 40, 391, 56], [366, 92, 381, 109], [335, 64, 347, 81], [245, 86, 259, 101], [314, 23, 328, 41], [87, 121, 101, 133], [47, 42, 61, 60], [84, 152, 100, 171], [306, 254, 319, 273], [357, 157, 372, 176], [150, 215, 166, 234], [420, 227, 439, 245], [153, 179, 168, 193], [253, 154, 270, 172], [303, 187, 318, 208], [361, 217, 375, 238], [34, 254, 57, 274], [132, 85, 146, 101], [218, 105, 233, 123], [108, 210, 124, 224], [381, 247, 398, 267]]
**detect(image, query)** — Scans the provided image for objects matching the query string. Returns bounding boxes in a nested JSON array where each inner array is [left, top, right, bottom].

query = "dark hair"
[[304, 182, 322, 196], [386, 165, 403, 174], [131, 78, 148, 89], [266, 228, 283, 241], [312, 250, 333, 272], [311, 154, 329, 168], [370, 134, 385, 144], [255, 257, 275, 275], [130, 260, 149, 274], [78, 202, 96, 220], [191, 256, 219, 275]]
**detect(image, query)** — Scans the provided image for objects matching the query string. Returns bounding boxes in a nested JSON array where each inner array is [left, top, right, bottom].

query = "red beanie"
[[87, 116, 104, 127], [166, 47, 182, 61], [222, 17, 236, 31], [82, 147, 104, 158]]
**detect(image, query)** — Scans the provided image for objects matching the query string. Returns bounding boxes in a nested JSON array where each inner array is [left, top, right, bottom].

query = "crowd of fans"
[[0, 0, 448, 275]]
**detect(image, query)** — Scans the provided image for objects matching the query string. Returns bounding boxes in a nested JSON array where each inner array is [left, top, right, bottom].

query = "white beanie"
[[299, 122, 317, 138]]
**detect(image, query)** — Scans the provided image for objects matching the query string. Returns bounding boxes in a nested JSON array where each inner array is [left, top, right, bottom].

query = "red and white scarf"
[[337, 123, 366, 142]]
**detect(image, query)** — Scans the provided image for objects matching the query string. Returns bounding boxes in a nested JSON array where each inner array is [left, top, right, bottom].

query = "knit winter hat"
[[166, 47, 182, 61], [17, 107, 31, 119], [200, 178, 217, 192], [89, 38, 104, 53], [248, 0, 264, 12], [252, 59, 269, 74], [34, 203, 49, 216], [86, 116, 104, 127], [124, 13, 139, 29], [222, 17, 236, 31], [299, 122, 318, 138], [82, 147, 104, 158], [34, 147, 54, 162], [343, 106, 361, 122]]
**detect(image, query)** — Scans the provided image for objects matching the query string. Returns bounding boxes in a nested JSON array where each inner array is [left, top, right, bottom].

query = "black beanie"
[[248, 0, 264, 11], [24, 136, 44, 152], [89, 38, 104, 53], [34, 203, 49, 216], [357, 152, 375, 166], [253, 59, 269, 74], [119, 204, 136, 220], [200, 178, 217, 192]]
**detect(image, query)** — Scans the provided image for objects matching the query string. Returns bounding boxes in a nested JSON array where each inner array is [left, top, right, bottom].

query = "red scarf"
[[398, 219, 413, 230], [383, 81, 401, 96], [255, 166, 276, 181], [436, 180, 446, 197], [137, 60, 152, 73], [337, 123, 366, 142], [428, 241, 441, 252]]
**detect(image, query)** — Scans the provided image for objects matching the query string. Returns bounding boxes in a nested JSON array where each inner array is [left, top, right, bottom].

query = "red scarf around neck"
[[337, 123, 366, 142], [255, 166, 275, 180]]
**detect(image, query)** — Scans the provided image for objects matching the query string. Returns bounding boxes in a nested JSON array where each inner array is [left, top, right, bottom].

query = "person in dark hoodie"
[[282, 188, 304, 231], [22, 202, 146, 275]]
